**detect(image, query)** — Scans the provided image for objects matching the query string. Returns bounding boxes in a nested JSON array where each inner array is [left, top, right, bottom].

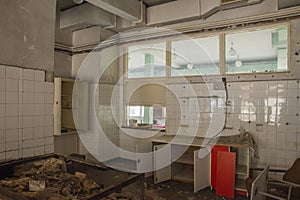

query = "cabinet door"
[[73, 80, 89, 131], [136, 141, 153, 176], [54, 78, 62, 136], [211, 145, 229, 188], [194, 149, 210, 193], [216, 151, 236, 199], [154, 144, 171, 184]]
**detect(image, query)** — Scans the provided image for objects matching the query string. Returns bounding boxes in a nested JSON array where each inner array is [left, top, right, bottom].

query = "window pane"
[[225, 26, 288, 74], [171, 36, 220, 76], [128, 42, 166, 78]]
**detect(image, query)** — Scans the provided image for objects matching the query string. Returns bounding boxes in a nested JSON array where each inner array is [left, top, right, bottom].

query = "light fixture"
[[187, 63, 194, 70], [73, 0, 84, 4], [235, 55, 242, 67], [229, 42, 237, 56]]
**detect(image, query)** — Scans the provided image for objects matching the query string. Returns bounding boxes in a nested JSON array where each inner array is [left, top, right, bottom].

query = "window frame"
[[125, 22, 291, 78]]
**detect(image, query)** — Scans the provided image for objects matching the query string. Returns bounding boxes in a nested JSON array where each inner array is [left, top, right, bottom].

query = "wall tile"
[[6, 141, 19, 151], [5, 79, 18, 91], [23, 92, 34, 104], [23, 80, 34, 92], [44, 93, 54, 104], [22, 69, 34, 80], [44, 115, 53, 126], [23, 128, 34, 140], [22, 140, 34, 149], [34, 71, 45, 82], [44, 126, 53, 137], [34, 82, 44, 93], [6, 67, 20, 79], [34, 138, 44, 147], [34, 116, 44, 127], [22, 116, 34, 128], [5, 104, 18, 117], [0, 66, 5, 78], [5, 91, 18, 104], [22, 104, 34, 116], [34, 146, 44, 156], [34, 93, 44, 104], [33, 104, 44, 116], [6, 150, 19, 160], [0, 78, 5, 91], [44, 82, 54, 93], [0, 91, 4, 104], [6, 129, 19, 142], [34, 127, 44, 139], [45, 144, 54, 153], [22, 148, 33, 158], [5, 117, 18, 130]]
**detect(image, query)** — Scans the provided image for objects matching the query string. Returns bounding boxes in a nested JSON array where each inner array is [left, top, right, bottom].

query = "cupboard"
[[153, 142, 210, 193], [54, 78, 89, 136]]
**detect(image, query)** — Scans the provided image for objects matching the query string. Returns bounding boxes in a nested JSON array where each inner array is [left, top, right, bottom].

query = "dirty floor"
[[103, 177, 248, 200]]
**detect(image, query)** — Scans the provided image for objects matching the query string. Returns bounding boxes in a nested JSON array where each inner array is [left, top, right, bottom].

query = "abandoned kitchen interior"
[[1, 0, 300, 199]]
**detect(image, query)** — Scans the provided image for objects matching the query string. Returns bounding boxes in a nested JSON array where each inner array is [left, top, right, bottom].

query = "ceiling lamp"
[[235, 55, 242, 67], [229, 42, 237, 56], [187, 63, 194, 70]]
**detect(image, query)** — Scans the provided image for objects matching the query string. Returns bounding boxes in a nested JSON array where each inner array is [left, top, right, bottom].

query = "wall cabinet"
[[54, 78, 89, 136], [153, 143, 210, 193]]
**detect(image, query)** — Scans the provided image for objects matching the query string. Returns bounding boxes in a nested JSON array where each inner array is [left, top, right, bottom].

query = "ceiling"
[[57, 0, 177, 10]]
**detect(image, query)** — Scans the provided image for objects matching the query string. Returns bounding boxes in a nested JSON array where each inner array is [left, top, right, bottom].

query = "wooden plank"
[[194, 149, 210, 193], [216, 151, 236, 199], [154, 144, 171, 184], [211, 145, 229, 189]]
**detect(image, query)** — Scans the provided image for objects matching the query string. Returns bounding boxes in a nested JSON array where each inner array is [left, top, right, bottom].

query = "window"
[[225, 26, 288, 74], [171, 36, 220, 76], [127, 105, 166, 128], [127, 42, 166, 78], [126, 24, 289, 77]]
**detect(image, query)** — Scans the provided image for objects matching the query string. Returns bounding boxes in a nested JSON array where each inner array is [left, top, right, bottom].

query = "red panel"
[[216, 151, 236, 199], [211, 145, 229, 189], [235, 189, 248, 197]]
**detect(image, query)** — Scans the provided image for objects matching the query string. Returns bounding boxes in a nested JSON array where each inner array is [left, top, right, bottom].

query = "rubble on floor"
[[0, 158, 102, 199]]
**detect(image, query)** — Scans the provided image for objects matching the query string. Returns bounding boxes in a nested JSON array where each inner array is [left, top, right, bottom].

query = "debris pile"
[[0, 158, 102, 199]]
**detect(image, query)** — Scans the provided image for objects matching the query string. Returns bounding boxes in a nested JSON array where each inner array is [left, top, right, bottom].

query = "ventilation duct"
[[278, 0, 300, 10]]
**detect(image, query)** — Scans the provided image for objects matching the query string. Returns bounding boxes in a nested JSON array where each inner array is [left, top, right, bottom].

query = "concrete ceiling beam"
[[60, 3, 115, 30], [86, 0, 143, 22]]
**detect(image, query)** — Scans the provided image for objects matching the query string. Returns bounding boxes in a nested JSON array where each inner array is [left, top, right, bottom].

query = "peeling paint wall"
[[0, 0, 56, 72]]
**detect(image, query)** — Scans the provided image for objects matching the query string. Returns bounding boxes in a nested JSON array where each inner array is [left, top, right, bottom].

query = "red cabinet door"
[[216, 151, 236, 199], [211, 145, 229, 189]]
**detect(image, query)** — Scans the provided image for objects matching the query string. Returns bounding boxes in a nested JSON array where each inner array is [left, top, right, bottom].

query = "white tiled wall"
[[165, 80, 300, 169], [227, 80, 300, 169], [0, 65, 54, 160]]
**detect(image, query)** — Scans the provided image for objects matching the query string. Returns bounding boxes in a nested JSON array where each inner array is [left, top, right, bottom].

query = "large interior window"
[[127, 42, 166, 78], [126, 24, 289, 77], [171, 36, 220, 76], [127, 105, 166, 128], [225, 26, 288, 74]]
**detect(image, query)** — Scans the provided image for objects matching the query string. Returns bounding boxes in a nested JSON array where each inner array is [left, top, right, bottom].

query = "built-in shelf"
[[236, 164, 248, 175], [235, 178, 247, 191], [175, 155, 194, 165], [54, 77, 89, 136], [172, 168, 194, 184]]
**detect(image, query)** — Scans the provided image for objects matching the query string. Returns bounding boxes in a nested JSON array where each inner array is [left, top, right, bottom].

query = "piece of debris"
[[0, 158, 102, 199], [29, 180, 45, 192]]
